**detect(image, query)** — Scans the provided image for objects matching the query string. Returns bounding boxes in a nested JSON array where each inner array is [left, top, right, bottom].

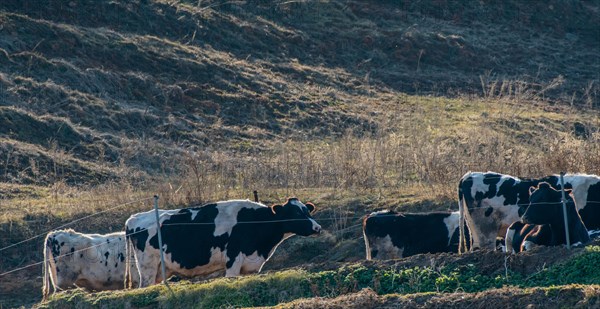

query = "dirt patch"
[[281, 285, 600, 309], [301, 239, 596, 278], [382, 285, 600, 309], [278, 288, 385, 309]]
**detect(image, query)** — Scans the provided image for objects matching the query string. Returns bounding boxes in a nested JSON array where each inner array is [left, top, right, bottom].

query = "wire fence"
[[0, 198, 593, 254], [0, 197, 593, 255], [0, 197, 154, 253], [0, 204, 582, 279], [0, 191, 374, 277], [1, 188, 598, 280], [0, 227, 150, 278], [0, 213, 365, 278]]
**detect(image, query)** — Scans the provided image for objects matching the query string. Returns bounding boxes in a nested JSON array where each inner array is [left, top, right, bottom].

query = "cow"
[[125, 198, 321, 288], [504, 221, 552, 253], [362, 211, 468, 259], [458, 171, 599, 252], [42, 229, 138, 300], [516, 182, 590, 250]]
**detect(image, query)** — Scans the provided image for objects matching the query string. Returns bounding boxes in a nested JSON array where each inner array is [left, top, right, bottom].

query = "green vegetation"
[[40, 246, 600, 308], [525, 246, 600, 286]]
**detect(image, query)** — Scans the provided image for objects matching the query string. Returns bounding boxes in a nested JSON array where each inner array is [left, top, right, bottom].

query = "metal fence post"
[[153, 195, 174, 295], [559, 173, 571, 250]]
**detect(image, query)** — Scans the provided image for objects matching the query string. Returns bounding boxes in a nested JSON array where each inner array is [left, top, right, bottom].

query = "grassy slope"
[[41, 246, 600, 308], [0, 0, 599, 308], [0, 0, 598, 185]]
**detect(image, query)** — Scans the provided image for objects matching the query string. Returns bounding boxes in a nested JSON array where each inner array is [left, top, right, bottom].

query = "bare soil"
[[280, 285, 600, 309]]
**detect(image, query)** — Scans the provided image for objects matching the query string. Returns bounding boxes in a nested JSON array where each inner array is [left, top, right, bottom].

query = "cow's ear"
[[529, 186, 536, 196], [272, 205, 284, 214], [306, 202, 316, 213]]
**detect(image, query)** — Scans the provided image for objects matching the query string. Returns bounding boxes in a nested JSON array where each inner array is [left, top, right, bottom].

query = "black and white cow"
[[458, 171, 599, 252], [125, 198, 321, 288], [513, 182, 590, 251], [504, 222, 552, 253], [43, 229, 137, 300], [362, 211, 468, 259]]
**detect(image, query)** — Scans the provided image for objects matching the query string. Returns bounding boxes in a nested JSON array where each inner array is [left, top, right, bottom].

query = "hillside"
[[0, 0, 599, 308], [0, 0, 598, 186]]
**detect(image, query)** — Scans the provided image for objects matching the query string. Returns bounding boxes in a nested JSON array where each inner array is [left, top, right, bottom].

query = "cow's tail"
[[42, 236, 54, 301], [458, 188, 465, 254], [125, 230, 133, 289], [362, 215, 372, 260], [458, 175, 467, 254]]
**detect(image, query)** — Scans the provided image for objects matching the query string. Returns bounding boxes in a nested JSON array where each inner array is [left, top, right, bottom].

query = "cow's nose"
[[314, 225, 322, 234]]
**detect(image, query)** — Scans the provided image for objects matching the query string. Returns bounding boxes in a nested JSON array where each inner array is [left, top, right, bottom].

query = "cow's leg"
[[504, 226, 516, 254], [134, 249, 161, 288], [242, 252, 266, 274], [154, 263, 164, 284], [521, 240, 536, 252], [225, 252, 244, 277]]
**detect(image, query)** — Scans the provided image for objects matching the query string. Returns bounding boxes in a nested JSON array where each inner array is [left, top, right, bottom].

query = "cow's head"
[[522, 182, 573, 225], [272, 197, 321, 236]]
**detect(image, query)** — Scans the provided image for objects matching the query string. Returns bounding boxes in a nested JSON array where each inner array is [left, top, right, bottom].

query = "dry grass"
[[1, 92, 599, 256], [1, 0, 598, 189], [0, 0, 599, 307], [169, 95, 600, 202]]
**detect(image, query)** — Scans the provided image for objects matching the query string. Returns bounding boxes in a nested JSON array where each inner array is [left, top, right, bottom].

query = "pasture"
[[0, 0, 599, 308]]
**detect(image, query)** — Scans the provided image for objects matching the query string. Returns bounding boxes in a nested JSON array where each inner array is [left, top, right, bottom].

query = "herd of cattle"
[[41, 171, 600, 300]]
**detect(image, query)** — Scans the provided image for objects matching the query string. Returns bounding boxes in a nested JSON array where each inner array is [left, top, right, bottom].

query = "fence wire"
[[1, 189, 598, 278], [0, 197, 154, 253], [0, 214, 366, 278]]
